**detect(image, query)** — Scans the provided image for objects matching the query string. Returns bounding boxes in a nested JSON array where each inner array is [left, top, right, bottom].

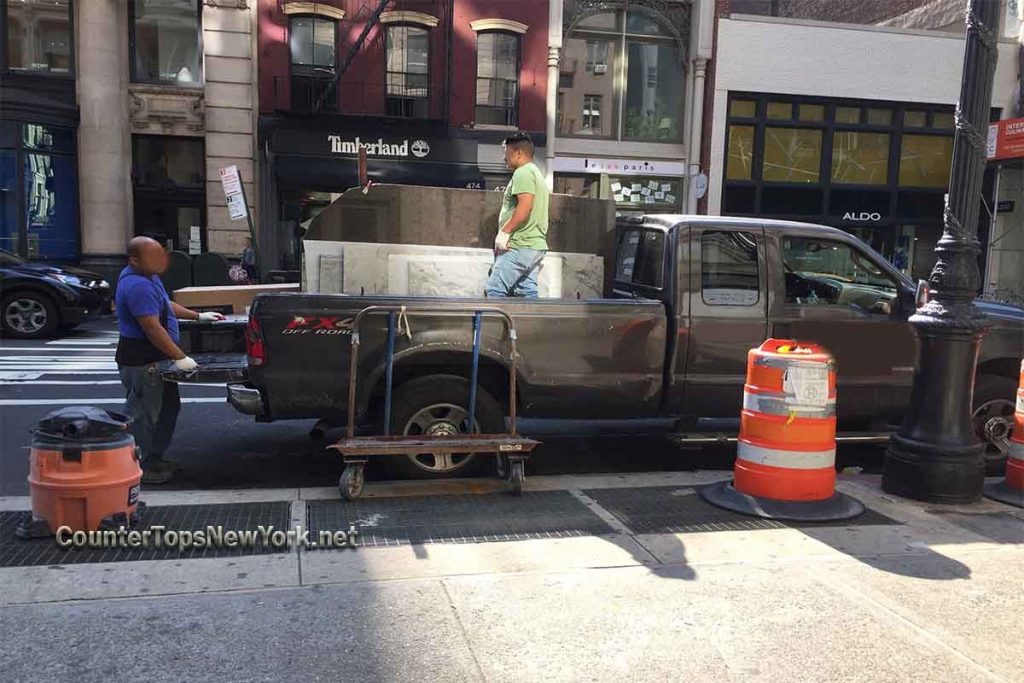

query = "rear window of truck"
[[615, 229, 665, 289]]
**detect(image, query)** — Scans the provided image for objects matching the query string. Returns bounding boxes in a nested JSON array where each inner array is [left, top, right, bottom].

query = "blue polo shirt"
[[115, 266, 180, 343]]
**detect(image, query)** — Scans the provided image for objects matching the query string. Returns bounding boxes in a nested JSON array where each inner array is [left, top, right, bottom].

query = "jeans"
[[119, 362, 181, 467], [485, 248, 546, 298]]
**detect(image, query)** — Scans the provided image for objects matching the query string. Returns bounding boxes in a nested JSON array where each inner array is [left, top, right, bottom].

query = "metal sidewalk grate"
[[582, 485, 898, 535], [0, 502, 291, 568], [307, 491, 614, 548]]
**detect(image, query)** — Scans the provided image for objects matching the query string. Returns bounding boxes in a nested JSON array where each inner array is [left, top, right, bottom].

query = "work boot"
[[141, 459, 175, 485]]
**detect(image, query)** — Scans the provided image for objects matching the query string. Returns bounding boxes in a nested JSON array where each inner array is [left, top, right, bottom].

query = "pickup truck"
[[225, 216, 1024, 479]]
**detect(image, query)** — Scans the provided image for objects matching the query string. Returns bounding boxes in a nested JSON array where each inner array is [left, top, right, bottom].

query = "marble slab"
[[303, 241, 604, 299]]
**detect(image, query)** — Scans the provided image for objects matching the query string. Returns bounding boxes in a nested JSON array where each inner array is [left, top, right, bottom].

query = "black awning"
[[274, 155, 485, 191]]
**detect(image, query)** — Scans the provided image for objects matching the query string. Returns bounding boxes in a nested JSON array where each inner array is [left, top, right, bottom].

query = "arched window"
[[559, 3, 687, 142], [385, 25, 430, 118], [475, 32, 520, 127]]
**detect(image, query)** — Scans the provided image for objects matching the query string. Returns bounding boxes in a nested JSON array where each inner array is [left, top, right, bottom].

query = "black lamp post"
[[882, 0, 1000, 503]]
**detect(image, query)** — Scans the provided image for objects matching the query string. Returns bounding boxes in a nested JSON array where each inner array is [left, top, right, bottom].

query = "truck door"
[[768, 232, 917, 424], [682, 225, 768, 417]]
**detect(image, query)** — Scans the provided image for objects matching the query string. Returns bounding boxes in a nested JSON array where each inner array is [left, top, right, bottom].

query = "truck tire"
[[384, 374, 505, 480], [1, 291, 59, 339], [972, 374, 1017, 477]]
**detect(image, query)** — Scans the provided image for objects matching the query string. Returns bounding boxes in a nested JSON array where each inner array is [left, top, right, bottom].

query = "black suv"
[[0, 249, 112, 339]]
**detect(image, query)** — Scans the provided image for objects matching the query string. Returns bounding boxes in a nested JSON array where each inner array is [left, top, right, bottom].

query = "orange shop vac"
[[15, 407, 143, 539]]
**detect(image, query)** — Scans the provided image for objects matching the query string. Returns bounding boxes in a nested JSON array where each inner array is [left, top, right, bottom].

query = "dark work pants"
[[119, 362, 181, 467]]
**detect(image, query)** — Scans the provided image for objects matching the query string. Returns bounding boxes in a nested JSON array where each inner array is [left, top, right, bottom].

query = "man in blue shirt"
[[116, 237, 223, 484]]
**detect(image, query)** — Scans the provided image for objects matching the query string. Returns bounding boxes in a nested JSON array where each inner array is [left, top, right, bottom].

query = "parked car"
[[212, 216, 1024, 478], [0, 249, 112, 339]]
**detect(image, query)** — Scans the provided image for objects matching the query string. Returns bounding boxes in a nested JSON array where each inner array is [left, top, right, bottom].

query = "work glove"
[[494, 229, 511, 253], [197, 311, 226, 322], [173, 356, 199, 373]]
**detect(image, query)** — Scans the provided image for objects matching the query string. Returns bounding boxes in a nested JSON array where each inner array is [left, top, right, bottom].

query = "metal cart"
[[329, 305, 539, 500]]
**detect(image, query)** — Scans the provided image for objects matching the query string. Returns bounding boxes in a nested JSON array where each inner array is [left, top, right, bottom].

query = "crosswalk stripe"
[[0, 348, 114, 353], [46, 340, 117, 346]]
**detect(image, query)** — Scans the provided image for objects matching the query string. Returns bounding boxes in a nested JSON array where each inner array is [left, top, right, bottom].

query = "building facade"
[[2, 0, 259, 280], [705, 0, 1020, 289], [550, 0, 714, 215], [257, 0, 550, 272], [1, 0, 78, 261]]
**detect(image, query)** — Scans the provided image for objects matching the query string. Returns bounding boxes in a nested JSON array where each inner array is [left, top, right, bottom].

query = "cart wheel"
[[339, 464, 365, 501], [508, 460, 524, 496]]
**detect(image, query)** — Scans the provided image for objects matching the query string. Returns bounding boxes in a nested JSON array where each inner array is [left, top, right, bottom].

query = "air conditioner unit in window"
[[593, 64, 607, 74]]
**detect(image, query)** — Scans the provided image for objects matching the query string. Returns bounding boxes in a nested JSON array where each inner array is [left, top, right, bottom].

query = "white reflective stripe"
[[1016, 390, 1023, 415], [743, 391, 836, 418], [1010, 440, 1024, 462], [737, 441, 836, 469]]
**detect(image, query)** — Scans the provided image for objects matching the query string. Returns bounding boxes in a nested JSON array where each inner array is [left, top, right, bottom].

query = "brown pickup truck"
[[225, 216, 1024, 479]]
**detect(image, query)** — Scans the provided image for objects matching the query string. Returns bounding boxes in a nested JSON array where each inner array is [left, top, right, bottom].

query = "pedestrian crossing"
[[0, 325, 229, 402]]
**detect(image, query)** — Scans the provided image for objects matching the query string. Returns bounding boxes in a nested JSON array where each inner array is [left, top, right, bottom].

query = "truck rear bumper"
[[228, 383, 265, 416]]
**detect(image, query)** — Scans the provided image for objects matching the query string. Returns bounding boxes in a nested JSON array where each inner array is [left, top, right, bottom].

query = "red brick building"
[[256, 0, 550, 270]]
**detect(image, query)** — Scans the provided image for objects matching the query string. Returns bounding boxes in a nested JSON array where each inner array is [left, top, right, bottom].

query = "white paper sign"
[[219, 165, 242, 196], [190, 226, 201, 242], [661, 183, 671, 192], [648, 181, 658, 190], [613, 194, 624, 202], [641, 187, 651, 196], [665, 194, 676, 203], [644, 195, 655, 204], [784, 365, 829, 409], [226, 192, 249, 220], [655, 191, 665, 200], [631, 183, 642, 192], [611, 182, 622, 192], [188, 239, 202, 255]]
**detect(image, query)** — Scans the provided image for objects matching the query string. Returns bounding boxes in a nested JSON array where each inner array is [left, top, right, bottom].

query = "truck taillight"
[[246, 315, 267, 367]]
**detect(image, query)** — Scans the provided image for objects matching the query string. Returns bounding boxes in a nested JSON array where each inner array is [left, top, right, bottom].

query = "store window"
[[4, 0, 73, 73], [611, 176, 681, 211], [289, 16, 337, 111], [899, 135, 953, 187], [559, 3, 687, 142], [475, 32, 519, 126], [132, 136, 205, 252], [0, 122, 78, 259], [831, 132, 889, 185], [130, 0, 203, 85], [762, 128, 822, 183], [385, 25, 429, 118]]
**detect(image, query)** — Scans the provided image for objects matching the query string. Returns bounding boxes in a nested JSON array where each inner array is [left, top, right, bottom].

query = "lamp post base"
[[882, 315, 988, 504]]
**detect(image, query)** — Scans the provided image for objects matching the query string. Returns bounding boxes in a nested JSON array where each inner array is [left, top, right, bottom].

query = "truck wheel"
[[1, 292, 59, 339], [972, 374, 1017, 477], [386, 374, 504, 479]]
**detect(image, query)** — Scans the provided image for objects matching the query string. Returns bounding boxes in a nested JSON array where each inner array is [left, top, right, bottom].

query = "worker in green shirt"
[[486, 133, 549, 298]]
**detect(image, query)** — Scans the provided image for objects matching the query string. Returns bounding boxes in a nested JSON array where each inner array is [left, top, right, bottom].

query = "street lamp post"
[[882, 0, 1000, 503]]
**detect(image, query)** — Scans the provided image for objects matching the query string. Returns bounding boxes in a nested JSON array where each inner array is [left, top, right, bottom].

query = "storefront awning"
[[274, 155, 486, 191]]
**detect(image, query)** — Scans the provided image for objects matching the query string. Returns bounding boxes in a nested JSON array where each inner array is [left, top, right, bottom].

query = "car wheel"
[[972, 374, 1017, 477], [383, 374, 505, 480], [1, 292, 59, 339]]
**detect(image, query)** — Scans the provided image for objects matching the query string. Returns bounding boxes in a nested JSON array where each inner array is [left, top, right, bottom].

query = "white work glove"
[[197, 311, 226, 322], [173, 356, 199, 373], [494, 229, 511, 253]]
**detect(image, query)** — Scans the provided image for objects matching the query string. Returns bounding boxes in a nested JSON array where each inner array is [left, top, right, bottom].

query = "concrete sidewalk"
[[0, 472, 1021, 682]]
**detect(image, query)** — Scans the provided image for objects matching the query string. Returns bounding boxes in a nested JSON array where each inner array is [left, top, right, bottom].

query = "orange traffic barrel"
[[702, 339, 864, 521], [15, 407, 143, 539], [984, 359, 1024, 508]]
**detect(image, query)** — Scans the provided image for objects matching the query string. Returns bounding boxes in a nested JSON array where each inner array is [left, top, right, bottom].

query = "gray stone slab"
[[0, 580, 481, 683]]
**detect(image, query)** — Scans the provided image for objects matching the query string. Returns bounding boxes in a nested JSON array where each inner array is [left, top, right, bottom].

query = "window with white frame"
[[475, 32, 519, 127], [386, 25, 429, 117], [582, 95, 602, 134]]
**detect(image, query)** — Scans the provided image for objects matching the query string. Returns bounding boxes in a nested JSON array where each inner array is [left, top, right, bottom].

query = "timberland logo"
[[327, 135, 430, 158], [843, 212, 882, 222]]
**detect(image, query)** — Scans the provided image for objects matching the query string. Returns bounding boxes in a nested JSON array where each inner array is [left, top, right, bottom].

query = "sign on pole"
[[219, 164, 261, 280]]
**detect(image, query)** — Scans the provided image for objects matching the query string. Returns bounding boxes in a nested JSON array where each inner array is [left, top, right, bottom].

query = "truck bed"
[[247, 293, 669, 422]]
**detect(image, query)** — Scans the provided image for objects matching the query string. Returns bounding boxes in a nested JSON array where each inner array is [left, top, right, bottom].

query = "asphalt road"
[[0, 318, 883, 495]]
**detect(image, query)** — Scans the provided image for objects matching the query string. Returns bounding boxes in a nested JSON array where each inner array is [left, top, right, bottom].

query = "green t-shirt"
[[500, 162, 549, 250]]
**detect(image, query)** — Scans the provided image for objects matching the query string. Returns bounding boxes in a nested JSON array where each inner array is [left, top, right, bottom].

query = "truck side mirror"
[[914, 280, 930, 308]]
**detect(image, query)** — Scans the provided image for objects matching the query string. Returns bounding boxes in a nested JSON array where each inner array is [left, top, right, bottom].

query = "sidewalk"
[[0, 472, 1021, 682]]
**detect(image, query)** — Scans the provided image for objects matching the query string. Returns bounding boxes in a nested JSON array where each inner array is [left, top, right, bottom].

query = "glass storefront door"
[[134, 198, 204, 253]]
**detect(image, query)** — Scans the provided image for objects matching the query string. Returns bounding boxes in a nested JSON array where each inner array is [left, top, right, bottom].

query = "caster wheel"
[[508, 460, 524, 496], [339, 465, 365, 501]]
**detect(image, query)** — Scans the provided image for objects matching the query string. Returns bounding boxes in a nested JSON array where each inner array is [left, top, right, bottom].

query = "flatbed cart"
[[329, 305, 539, 501]]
